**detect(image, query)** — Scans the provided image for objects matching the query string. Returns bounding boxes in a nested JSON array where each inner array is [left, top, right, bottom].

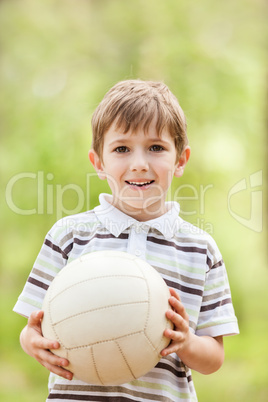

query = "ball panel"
[[67, 347, 100, 385], [92, 341, 135, 385], [49, 276, 148, 325], [146, 281, 172, 351], [41, 295, 55, 339], [54, 303, 148, 348], [135, 259, 172, 351], [117, 332, 160, 379], [47, 252, 145, 300]]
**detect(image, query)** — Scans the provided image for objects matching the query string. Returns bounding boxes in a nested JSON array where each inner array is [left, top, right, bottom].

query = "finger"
[[169, 288, 181, 301], [166, 310, 189, 338], [39, 349, 69, 368], [164, 325, 184, 341], [33, 333, 60, 351], [43, 360, 73, 380], [44, 339, 61, 350], [168, 297, 189, 321], [166, 309, 184, 328], [161, 341, 181, 357]]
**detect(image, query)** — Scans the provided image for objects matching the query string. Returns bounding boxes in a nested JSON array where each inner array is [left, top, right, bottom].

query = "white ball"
[[41, 250, 172, 385]]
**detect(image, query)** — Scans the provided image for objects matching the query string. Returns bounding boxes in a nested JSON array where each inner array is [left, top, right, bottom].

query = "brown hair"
[[91, 80, 188, 160]]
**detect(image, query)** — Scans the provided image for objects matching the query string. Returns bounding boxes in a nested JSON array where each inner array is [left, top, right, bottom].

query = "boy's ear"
[[174, 146, 191, 178], [88, 149, 106, 180]]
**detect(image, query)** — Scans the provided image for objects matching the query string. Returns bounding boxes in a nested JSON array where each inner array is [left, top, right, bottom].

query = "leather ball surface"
[[41, 250, 172, 385]]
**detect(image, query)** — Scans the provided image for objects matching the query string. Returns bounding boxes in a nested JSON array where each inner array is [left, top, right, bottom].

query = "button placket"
[[127, 224, 149, 260]]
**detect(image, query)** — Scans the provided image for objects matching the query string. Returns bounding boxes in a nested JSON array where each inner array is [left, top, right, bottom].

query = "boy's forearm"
[[177, 334, 224, 375]]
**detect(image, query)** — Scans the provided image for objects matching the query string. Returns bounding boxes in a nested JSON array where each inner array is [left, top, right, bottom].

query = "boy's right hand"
[[20, 310, 73, 380]]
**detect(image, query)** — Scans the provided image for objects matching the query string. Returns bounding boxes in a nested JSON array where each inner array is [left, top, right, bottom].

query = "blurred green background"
[[1, 0, 267, 401]]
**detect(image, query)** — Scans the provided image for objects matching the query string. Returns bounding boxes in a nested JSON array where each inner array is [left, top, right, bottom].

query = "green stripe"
[[52, 220, 99, 240], [197, 317, 237, 330], [147, 253, 205, 275], [204, 280, 226, 291], [186, 308, 199, 318], [20, 296, 42, 309], [51, 225, 68, 239], [130, 379, 190, 399], [36, 258, 61, 274]]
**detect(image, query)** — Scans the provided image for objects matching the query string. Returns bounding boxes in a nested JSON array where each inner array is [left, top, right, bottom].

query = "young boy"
[[14, 80, 239, 401]]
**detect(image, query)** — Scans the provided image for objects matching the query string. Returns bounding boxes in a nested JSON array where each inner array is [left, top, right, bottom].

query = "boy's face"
[[89, 121, 190, 221]]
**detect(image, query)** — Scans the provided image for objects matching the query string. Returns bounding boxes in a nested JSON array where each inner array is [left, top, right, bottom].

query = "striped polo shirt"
[[14, 193, 239, 402]]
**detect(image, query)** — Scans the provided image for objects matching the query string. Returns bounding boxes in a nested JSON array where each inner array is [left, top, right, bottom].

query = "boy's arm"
[[20, 310, 73, 381], [161, 288, 225, 375]]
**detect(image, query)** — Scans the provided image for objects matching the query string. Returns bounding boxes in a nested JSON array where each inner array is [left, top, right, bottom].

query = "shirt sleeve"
[[13, 224, 69, 319], [195, 236, 239, 337]]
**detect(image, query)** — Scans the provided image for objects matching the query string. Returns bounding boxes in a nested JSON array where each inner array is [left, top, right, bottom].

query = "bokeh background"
[[1, 0, 267, 401]]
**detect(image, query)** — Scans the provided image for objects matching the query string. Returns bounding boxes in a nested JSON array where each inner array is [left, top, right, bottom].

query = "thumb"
[[28, 310, 44, 327]]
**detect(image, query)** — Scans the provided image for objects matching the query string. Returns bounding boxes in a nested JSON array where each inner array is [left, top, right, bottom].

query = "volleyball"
[[41, 250, 172, 385]]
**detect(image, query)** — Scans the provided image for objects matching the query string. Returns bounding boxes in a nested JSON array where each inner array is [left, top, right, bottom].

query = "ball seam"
[[52, 300, 149, 326], [49, 274, 146, 303]]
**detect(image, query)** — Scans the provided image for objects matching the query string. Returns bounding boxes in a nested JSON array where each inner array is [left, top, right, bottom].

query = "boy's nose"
[[130, 151, 149, 172]]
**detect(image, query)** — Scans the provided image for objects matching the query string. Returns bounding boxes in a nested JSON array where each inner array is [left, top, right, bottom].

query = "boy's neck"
[[109, 196, 169, 222]]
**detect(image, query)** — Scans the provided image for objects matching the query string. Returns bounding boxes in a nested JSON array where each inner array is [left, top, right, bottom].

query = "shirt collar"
[[94, 193, 182, 240]]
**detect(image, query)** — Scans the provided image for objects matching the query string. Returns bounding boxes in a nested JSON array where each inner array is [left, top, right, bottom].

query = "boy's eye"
[[150, 145, 164, 152], [114, 146, 129, 153]]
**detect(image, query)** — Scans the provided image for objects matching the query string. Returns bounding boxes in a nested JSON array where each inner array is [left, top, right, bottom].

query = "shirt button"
[[135, 250, 142, 257], [135, 225, 142, 234]]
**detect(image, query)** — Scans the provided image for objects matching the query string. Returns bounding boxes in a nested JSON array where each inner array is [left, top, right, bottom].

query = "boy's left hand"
[[161, 288, 190, 357]]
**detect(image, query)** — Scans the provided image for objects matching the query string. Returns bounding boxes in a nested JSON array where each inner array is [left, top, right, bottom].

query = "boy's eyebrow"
[[148, 137, 169, 143], [107, 139, 130, 147]]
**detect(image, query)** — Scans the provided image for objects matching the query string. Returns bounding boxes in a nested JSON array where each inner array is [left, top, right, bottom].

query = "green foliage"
[[0, 0, 267, 400]]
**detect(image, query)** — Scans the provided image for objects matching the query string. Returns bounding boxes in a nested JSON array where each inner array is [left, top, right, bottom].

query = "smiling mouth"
[[125, 180, 155, 187]]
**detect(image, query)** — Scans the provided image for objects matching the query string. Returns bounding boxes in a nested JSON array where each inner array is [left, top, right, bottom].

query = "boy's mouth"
[[125, 180, 155, 187]]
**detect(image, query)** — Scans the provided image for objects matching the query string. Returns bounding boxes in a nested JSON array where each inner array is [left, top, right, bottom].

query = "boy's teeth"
[[127, 181, 153, 186]]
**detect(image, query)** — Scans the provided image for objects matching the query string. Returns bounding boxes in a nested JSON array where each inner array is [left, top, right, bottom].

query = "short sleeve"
[[13, 227, 69, 318], [195, 238, 239, 337]]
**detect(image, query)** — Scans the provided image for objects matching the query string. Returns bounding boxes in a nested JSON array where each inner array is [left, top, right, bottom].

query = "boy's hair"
[[91, 79, 188, 161]]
